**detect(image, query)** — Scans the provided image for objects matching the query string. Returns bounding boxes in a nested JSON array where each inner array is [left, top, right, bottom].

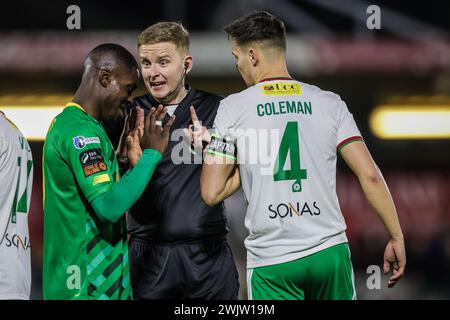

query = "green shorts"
[[247, 243, 356, 300]]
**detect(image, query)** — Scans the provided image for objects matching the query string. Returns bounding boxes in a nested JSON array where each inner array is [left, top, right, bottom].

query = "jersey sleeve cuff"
[[141, 148, 163, 162], [337, 136, 364, 152]]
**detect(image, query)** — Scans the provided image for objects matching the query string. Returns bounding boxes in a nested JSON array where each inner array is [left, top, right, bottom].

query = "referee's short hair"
[[138, 22, 190, 54], [224, 11, 286, 51]]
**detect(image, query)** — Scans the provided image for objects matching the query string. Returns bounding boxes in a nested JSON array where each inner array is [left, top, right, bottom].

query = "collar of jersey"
[[259, 77, 295, 83], [65, 102, 85, 112], [0, 112, 19, 130], [145, 85, 192, 108], [64, 102, 102, 125]]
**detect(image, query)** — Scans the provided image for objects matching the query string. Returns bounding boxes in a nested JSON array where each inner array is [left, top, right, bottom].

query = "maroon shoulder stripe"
[[259, 77, 295, 83], [337, 136, 364, 151]]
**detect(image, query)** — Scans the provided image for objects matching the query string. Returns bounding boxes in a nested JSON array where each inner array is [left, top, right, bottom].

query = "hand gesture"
[[183, 106, 211, 149], [117, 106, 144, 167], [141, 105, 176, 155]]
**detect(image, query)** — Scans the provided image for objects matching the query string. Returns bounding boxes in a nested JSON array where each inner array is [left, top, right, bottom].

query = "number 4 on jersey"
[[273, 122, 307, 192]]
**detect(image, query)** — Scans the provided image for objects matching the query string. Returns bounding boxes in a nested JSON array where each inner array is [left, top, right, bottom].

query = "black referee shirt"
[[127, 87, 228, 242]]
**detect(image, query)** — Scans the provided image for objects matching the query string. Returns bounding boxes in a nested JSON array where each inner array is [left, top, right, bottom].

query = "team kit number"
[[11, 156, 33, 223], [273, 122, 307, 193]]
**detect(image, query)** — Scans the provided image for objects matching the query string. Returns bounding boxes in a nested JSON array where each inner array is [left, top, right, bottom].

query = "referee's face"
[[139, 42, 190, 104]]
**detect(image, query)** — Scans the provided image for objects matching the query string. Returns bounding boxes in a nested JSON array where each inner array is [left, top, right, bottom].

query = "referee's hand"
[[141, 104, 175, 155], [183, 106, 211, 149]]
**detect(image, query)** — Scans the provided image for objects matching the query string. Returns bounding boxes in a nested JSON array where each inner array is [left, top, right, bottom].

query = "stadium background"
[[1, 0, 449, 299]]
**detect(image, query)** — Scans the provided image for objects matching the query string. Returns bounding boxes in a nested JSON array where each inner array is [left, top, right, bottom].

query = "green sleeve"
[[63, 122, 116, 203], [91, 149, 162, 223]]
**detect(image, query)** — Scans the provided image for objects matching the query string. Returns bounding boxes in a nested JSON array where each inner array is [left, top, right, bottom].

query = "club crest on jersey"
[[73, 136, 100, 149], [261, 82, 302, 96]]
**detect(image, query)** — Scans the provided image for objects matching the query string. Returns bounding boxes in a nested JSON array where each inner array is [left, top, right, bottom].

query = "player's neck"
[[71, 77, 98, 118], [72, 91, 99, 120], [255, 64, 291, 84]]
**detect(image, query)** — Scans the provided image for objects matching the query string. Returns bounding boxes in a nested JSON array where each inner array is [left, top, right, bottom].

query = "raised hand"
[[117, 106, 145, 167], [183, 106, 211, 149], [141, 105, 176, 155]]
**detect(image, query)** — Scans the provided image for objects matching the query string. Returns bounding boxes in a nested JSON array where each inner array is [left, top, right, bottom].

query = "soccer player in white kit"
[[0, 110, 33, 299], [198, 11, 406, 300]]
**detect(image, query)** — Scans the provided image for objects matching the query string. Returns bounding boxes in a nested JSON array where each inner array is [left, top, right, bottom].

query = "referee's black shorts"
[[129, 236, 240, 300]]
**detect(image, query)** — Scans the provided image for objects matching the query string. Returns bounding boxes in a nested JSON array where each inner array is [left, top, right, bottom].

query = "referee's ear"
[[183, 55, 193, 74]]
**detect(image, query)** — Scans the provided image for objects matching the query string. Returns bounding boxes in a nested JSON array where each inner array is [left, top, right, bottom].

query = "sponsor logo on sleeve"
[[73, 136, 101, 149], [79, 148, 108, 177]]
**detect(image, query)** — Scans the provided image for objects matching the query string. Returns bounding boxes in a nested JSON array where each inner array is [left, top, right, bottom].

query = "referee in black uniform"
[[125, 22, 239, 299]]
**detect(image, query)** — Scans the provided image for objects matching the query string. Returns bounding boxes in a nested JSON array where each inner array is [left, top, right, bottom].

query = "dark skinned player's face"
[[102, 66, 139, 122]]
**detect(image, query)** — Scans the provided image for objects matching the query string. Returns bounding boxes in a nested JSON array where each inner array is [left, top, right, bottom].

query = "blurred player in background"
[[0, 111, 33, 300], [125, 22, 239, 300], [42, 43, 174, 300], [199, 11, 406, 300]]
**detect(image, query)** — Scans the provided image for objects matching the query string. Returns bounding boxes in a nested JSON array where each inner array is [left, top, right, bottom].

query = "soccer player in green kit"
[[43, 44, 175, 300]]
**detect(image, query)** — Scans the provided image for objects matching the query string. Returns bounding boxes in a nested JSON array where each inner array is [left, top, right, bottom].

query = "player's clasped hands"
[[141, 104, 176, 155], [117, 106, 144, 167], [118, 104, 175, 166]]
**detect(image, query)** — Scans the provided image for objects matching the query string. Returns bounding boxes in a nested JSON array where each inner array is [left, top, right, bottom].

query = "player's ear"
[[248, 48, 258, 67], [99, 68, 112, 88]]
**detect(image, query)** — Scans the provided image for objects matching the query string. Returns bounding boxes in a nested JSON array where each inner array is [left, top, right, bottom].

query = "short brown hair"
[[224, 11, 286, 51], [138, 21, 190, 53]]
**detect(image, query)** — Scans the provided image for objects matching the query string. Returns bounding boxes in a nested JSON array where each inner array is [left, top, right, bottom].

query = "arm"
[[92, 105, 175, 222], [184, 105, 241, 206], [340, 141, 406, 287], [72, 106, 174, 224], [91, 149, 161, 223], [201, 157, 240, 206]]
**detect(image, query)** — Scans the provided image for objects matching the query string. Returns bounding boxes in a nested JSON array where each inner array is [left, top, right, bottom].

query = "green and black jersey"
[[43, 103, 131, 300]]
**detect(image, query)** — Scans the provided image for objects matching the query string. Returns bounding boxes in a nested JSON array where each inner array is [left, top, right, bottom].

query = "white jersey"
[[213, 78, 362, 268], [0, 114, 33, 299]]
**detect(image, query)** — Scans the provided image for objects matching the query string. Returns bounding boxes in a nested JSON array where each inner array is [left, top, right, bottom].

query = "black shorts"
[[129, 237, 240, 300]]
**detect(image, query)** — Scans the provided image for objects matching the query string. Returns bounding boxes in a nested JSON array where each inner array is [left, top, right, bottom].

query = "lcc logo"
[[268, 201, 321, 219], [2, 233, 31, 251], [262, 82, 302, 96]]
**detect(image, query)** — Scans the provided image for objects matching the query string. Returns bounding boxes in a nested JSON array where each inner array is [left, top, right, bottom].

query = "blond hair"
[[138, 21, 190, 54]]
